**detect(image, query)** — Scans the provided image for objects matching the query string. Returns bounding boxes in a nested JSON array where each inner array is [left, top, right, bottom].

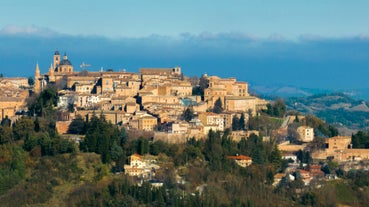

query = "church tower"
[[34, 63, 41, 94], [53, 51, 60, 71], [48, 63, 55, 82]]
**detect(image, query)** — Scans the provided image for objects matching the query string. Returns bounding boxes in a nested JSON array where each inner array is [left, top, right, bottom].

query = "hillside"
[[286, 93, 369, 132]]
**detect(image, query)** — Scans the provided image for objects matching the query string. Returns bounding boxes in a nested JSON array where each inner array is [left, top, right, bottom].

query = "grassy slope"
[[0, 152, 111, 207]]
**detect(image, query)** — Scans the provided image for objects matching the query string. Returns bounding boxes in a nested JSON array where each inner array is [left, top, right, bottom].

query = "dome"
[[59, 59, 72, 66], [54, 51, 60, 55], [59, 53, 72, 66]]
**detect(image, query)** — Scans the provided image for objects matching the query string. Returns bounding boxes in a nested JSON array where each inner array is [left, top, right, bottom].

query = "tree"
[[213, 98, 223, 114], [269, 145, 282, 171], [110, 141, 124, 165], [273, 99, 286, 117], [28, 87, 58, 117], [239, 113, 245, 130], [68, 115, 86, 134], [192, 74, 209, 98], [294, 115, 300, 123], [352, 131, 369, 148], [12, 117, 35, 140], [28, 76, 35, 86], [295, 150, 312, 164], [263, 99, 286, 117], [0, 125, 13, 144], [199, 74, 209, 92], [1, 116, 11, 127], [81, 114, 129, 164], [232, 116, 240, 131], [183, 107, 195, 122]]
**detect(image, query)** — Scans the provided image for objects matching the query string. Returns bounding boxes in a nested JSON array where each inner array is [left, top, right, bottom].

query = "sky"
[[1, 0, 369, 39], [1, 1, 369, 94]]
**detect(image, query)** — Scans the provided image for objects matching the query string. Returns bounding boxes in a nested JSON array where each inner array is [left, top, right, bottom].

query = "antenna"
[[80, 62, 91, 70]]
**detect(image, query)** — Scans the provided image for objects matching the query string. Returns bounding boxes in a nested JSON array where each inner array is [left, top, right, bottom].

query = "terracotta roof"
[[227, 155, 252, 160], [131, 153, 143, 160]]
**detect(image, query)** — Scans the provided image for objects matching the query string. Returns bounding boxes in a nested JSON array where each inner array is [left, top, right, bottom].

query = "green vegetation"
[[263, 98, 287, 117], [2, 88, 369, 206], [191, 74, 209, 98], [304, 115, 339, 137], [28, 87, 58, 117], [212, 97, 224, 114], [80, 113, 128, 165], [352, 131, 369, 148], [248, 115, 283, 136], [182, 107, 195, 122], [286, 93, 369, 131], [68, 115, 86, 134], [232, 113, 246, 131]]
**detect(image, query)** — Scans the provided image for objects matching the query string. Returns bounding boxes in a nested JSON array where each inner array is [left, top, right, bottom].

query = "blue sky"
[[1, 0, 369, 39], [1, 1, 369, 95]]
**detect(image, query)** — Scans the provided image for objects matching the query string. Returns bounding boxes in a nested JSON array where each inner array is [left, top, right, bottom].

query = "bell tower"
[[53, 51, 60, 72]]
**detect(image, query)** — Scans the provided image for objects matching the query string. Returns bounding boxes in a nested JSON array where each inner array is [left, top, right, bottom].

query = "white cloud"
[[0, 25, 59, 37]]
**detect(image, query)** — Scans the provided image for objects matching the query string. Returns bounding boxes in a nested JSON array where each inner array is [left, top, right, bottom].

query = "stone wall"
[[154, 132, 189, 144]]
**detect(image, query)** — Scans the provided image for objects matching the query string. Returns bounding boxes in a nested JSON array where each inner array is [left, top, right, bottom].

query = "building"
[[312, 136, 369, 162], [124, 153, 146, 177], [226, 155, 253, 167], [0, 78, 29, 119], [135, 113, 158, 131], [198, 112, 224, 133], [297, 126, 314, 142]]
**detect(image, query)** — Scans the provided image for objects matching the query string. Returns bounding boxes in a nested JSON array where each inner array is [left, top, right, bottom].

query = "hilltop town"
[[2, 51, 267, 140], [2, 51, 369, 206]]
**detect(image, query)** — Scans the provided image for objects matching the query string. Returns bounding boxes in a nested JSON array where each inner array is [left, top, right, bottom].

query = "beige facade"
[[0, 77, 29, 119], [75, 83, 95, 94], [297, 126, 314, 142], [198, 112, 224, 133], [66, 76, 99, 88], [140, 67, 181, 76], [138, 114, 158, 131], [141, 95, 180, 105], [224, 96, 265, 115], [325, 136, 352, 154], [202, 75, 267, 115], [312, 136, 369, 162], [169, 122, 189, 134], [124, 153, 146, 177], [0, 78, 28, 87], [0, 97, 27, 119]]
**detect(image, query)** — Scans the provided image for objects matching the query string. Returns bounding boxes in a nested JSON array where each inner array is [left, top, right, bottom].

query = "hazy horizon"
[[1, 30, 369, 92], [1, 1, 369, 92]]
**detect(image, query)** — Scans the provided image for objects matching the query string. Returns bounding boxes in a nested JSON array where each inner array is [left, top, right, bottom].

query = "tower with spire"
[[34, 63, 41, 94], [48, 63, 55, 82]]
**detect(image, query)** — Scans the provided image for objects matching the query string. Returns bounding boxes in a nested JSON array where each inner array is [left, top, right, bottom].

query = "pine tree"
[[232, 116, 240, 131], [213, 98, 223, 114], [183, 107, 195, 122], [239, 113, 245, 130]]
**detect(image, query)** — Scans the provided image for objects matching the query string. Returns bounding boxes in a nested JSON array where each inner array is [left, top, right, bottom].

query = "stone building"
[[297, 126, 314, 142], [312, 136, 369, 161]]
